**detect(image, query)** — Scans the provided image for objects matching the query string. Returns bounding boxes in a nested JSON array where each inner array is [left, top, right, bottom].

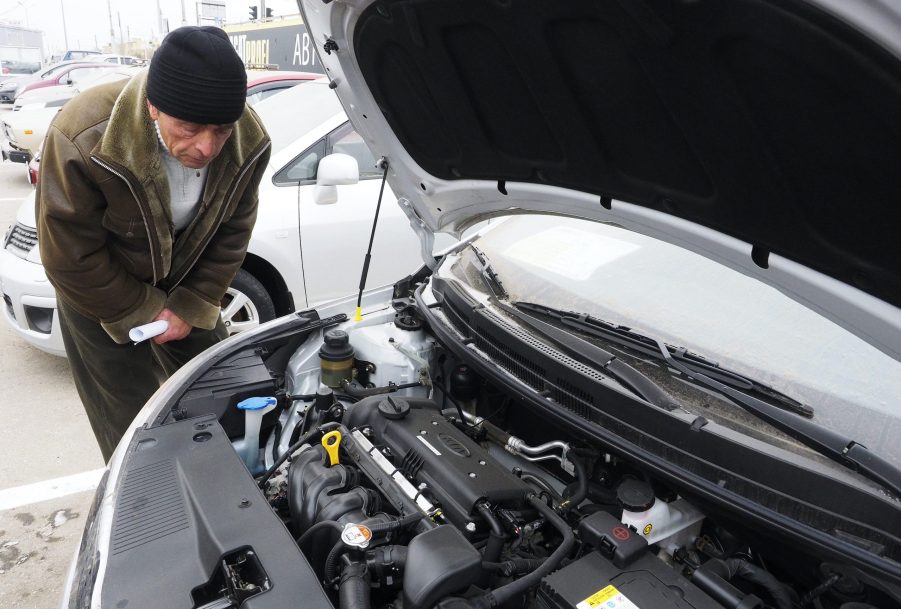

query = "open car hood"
[[297, 0, 901, 360]]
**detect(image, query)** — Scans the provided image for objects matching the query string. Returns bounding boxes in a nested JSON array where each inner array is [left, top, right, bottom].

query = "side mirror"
[[313, 153, 360, 206], [317, 153, 359, 186]]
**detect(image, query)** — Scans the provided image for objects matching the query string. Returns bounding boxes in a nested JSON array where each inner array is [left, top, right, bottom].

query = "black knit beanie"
[[147, 26, 247, 125]]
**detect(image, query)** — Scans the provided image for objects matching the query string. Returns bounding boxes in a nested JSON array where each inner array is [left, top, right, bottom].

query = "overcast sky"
[[0, 0, 301, 53]]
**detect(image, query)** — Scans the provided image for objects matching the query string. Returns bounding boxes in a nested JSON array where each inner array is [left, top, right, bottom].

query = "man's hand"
[[152, 308, 193, 344]]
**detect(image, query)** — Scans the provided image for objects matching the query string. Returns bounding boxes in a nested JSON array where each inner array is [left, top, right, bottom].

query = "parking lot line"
[[0, 468, 105, 511]]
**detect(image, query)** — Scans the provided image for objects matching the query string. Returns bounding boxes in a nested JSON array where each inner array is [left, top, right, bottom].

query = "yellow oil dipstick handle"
[[322, 430, 342, 466]]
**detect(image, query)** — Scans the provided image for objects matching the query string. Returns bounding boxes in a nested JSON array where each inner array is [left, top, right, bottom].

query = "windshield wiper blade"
[[515, 302, 814, 418], [513, 302, 901, 497], [648, 333, 901, 498], [495, 302, 681, 411]]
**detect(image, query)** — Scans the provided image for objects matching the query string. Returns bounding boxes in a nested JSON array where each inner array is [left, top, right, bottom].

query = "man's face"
[[148, 102, 234, 169]]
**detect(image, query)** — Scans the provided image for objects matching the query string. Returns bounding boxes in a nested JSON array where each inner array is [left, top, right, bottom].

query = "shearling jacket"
[[36, 70, 271, 343]]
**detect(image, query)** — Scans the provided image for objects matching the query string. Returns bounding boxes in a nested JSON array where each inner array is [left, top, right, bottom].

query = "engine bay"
[[143, 296, 898, 609]]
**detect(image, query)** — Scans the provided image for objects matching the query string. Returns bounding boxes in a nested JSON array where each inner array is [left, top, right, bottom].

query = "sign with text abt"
[[225, 17, 325, 73]]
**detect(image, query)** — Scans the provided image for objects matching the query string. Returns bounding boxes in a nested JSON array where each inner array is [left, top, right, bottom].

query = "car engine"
[[203, 302, 895, 609]]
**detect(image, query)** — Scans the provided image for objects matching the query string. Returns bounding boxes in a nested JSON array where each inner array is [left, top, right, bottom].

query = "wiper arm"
[[649, 334, 901, 498], [468, 245, 508, 300], [514, 302, 901, 497], [516, 302, 813, 418], [494, 302, 681, 411]]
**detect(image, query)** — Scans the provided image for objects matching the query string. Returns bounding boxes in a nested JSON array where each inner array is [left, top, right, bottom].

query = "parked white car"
[[1, 67, 140, 161], [0, 79, 445, 356]]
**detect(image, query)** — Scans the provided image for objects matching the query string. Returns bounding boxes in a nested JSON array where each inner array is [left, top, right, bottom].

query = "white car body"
[[1, 80, 440, 356], [1, 105, 62, 153]]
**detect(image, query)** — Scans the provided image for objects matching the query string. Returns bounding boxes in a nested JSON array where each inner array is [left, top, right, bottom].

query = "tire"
[[220, 269, 276, 335]]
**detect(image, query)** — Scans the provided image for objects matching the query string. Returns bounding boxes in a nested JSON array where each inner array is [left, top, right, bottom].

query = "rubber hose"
[[473, 494, 575, 609], [723, 558, 793, 609], [368, 512, 423, 536], [366, 545, 408, 581], [257, 422, 340, 488], [482, 558, 547, 577], [339, 555, 371, 609], [340, 381, 423, 398], [561, 455, 587, 508], [564, 481, 618, 505], [325, 538, 348, 584], [476, 504, 506, 564], [297, 520, 343, 549]]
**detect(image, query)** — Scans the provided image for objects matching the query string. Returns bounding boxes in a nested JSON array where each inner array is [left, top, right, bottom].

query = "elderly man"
[[36, 26, 271, 460]]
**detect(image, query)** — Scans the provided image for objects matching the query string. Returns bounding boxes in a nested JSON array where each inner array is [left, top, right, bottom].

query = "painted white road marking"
[[0, 468, 106, 511]]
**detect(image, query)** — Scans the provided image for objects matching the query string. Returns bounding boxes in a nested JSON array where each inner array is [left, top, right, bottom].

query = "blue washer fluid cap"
[[237, 396, 278, 410]]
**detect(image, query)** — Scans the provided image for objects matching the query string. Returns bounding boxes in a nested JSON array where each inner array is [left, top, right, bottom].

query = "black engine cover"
[[346, 396, 529, 528]]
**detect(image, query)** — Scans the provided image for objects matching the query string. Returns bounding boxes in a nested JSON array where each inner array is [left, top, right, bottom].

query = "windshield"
[[456, 215, 901, 465], [252, 80, 343, 156]]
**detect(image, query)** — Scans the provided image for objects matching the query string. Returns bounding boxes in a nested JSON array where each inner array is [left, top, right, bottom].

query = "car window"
[[252, 81, 342, 156], [328, 124, 381, 180], [41, 66, 64, 79], [247, 85, 291, 106], [273, 138, 327, 186], [66, 68, 101, 84]]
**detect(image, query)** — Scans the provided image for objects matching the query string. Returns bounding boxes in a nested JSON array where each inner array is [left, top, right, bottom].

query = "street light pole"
[[60, 0, 69, 48], [16, 0, 29, 28], [156, 0, 163, 41], [107, 0, 115, 51]]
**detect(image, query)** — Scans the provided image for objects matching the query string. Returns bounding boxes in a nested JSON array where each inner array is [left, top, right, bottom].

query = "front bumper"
[[0, 247, 65, 356], [1, 139, 32, 164]]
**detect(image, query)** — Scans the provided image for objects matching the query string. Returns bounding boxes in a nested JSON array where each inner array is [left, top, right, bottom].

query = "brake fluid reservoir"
[[617, 478, 704, 555]]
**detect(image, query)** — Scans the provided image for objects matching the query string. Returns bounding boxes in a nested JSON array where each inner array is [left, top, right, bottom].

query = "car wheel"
[[220, 269, 276, 335]]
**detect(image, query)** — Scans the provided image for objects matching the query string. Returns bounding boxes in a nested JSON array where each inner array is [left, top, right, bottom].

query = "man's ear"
[[147, 100, 159, 121]]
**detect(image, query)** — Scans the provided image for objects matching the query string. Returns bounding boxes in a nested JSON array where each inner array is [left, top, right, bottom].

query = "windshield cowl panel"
[[448, 215, 901, 469]]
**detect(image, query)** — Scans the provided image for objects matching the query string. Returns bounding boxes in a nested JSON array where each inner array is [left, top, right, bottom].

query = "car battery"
[[538, 510, 721, 609], [537, 550, 723, 609]]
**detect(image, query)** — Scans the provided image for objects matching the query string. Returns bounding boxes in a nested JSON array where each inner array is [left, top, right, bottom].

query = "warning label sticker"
[[576, 585, 641, 609]]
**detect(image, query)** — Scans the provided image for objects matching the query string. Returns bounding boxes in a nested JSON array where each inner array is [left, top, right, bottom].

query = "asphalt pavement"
[[0, 113, 104, 609]]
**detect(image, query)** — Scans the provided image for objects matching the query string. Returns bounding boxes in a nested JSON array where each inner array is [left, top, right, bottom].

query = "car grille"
[[5, 223, 38, 259]]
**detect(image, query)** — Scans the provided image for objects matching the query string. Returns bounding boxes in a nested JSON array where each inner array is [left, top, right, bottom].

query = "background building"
[[0, 23, 44, 71]]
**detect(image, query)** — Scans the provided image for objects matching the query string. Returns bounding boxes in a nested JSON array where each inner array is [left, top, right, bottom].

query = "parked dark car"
[[1, 59, 41, 75]]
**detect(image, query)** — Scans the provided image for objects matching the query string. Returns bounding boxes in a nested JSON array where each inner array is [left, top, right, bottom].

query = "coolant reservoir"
[[617, 478, 704, 555]]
